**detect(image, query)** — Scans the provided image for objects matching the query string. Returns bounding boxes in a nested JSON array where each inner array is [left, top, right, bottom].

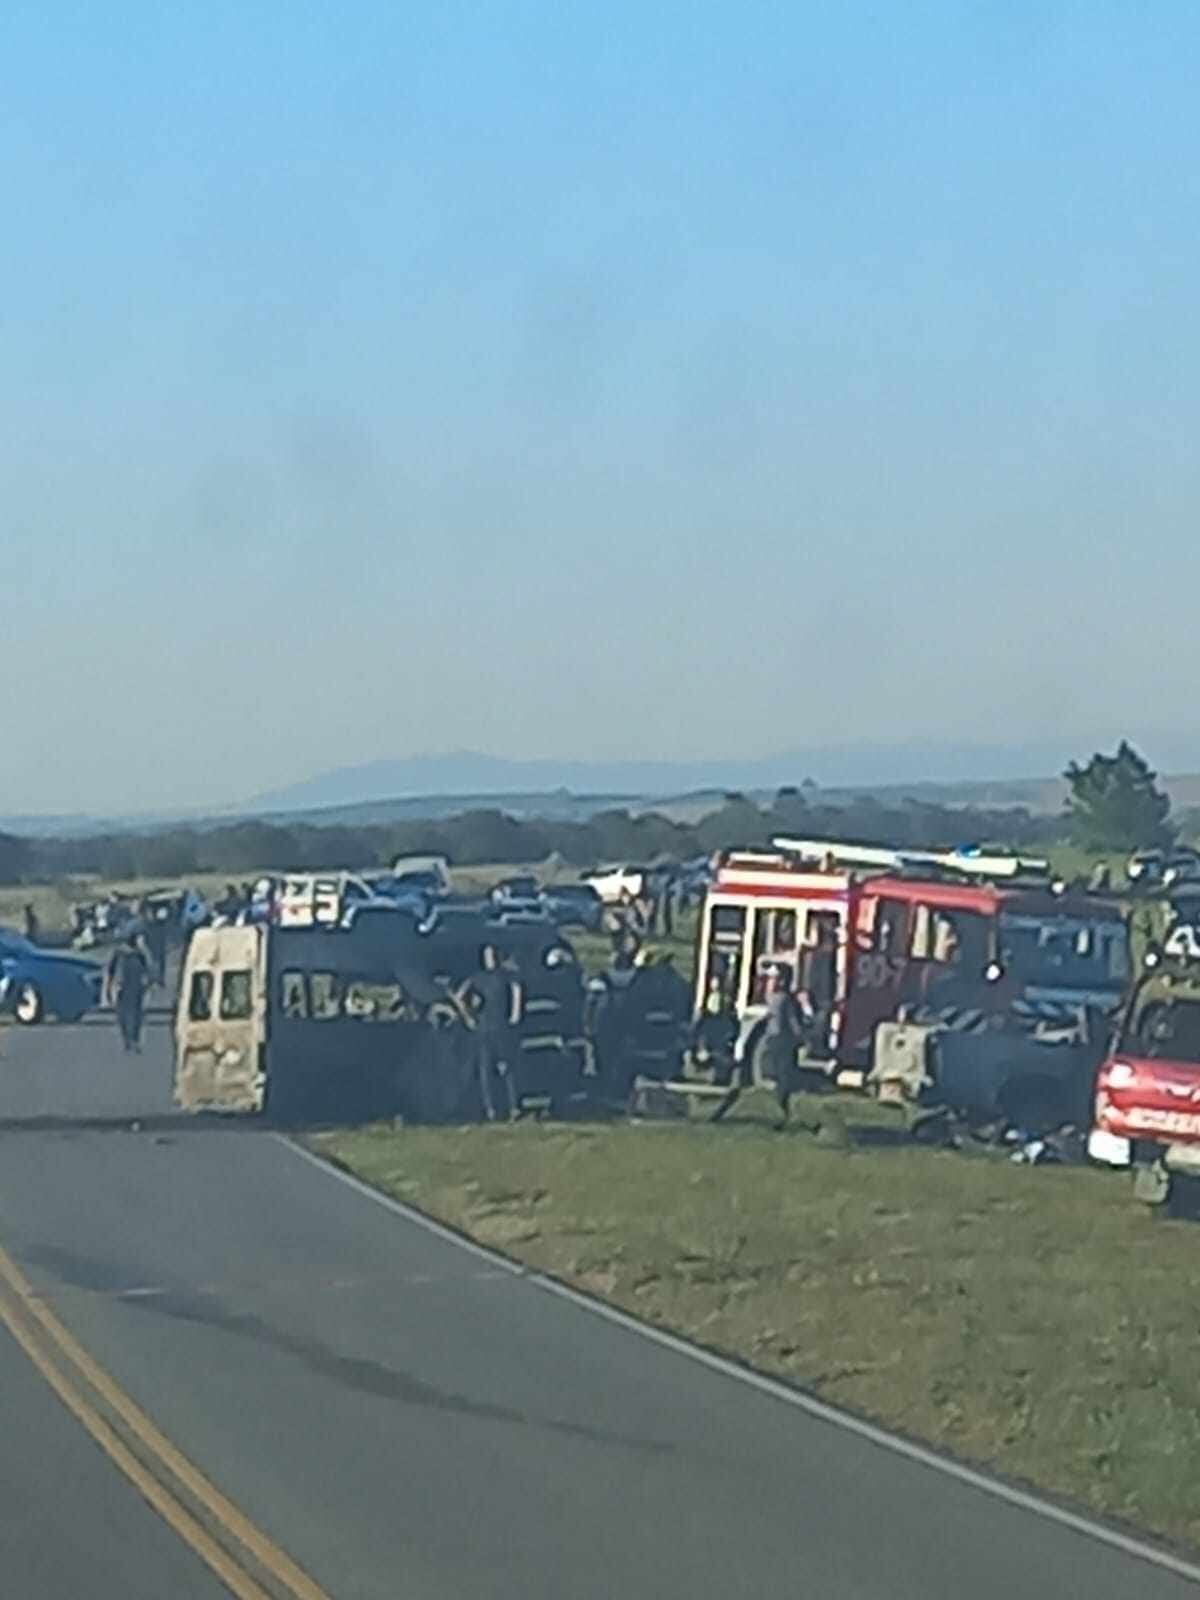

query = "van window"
[[280, 970, 308, 1019], [187, 970, 214, 1021], [219, 970, 253, 1020]]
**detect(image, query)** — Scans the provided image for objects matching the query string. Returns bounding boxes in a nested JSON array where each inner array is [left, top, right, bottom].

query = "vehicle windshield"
[[1122, 996, 1200, 1064], [998, 913, 1128, 990]]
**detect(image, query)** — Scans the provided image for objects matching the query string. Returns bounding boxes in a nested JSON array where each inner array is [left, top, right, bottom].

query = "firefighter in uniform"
[[518, 944, 586, 1112], [625, 949, 691, 1092]]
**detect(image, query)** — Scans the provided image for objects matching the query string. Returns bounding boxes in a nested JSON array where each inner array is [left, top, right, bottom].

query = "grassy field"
[[313, 1110, 1200, 1554]]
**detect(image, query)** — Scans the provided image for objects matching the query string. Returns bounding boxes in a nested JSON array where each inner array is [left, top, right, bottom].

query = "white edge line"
[[276, 1134, 1200, 1590]]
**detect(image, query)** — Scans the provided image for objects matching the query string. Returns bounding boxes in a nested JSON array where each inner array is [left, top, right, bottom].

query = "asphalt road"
[[0, 1014, 1197, 1598]]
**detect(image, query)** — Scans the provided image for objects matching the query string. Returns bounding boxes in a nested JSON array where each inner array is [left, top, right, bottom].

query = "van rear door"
[[174, 925, 266, 1112]]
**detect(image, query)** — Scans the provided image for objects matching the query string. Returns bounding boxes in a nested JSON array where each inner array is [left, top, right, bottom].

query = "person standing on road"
[[22, 903, 40, 944], [106, 936, 152, 1053], [467, 945, 523, 1121], [141, 906, 168, 988]]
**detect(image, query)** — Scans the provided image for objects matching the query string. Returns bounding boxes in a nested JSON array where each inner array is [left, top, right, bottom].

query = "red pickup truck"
[[1090, 958, 1200, 1205]]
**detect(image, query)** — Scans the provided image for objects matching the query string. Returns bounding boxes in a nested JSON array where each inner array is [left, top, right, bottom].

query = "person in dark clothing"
[[626, 950, 690, 1088], [762, 967, 810, 1127], [466, 945, 522, 1120], [521, 945, 587, 1108], [660, 877, 676, 939], [587, 948, 638, 1102], [22, 904, 40, 944], [693, 977, 743, 1121], [142, 910, 168, 988], [801, 919, 839, 1055], [106, 937, 151, 1053]]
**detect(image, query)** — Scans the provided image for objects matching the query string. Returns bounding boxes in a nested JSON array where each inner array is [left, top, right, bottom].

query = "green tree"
[[1064, 741, 1173, 851]]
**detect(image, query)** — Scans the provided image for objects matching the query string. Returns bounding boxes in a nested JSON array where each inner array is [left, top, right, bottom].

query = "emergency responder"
[[801, 918, 838, 1052], [106, 935, 152, 1053], [525, 944, 587, 1110], [762, 966, 810, 1127], [625, 948, 690, 1090], [586, 946, 638, 1103], [694, 975, 742, 1122], [541, 944, 585, 1040], [466, 944, 523, 1121]]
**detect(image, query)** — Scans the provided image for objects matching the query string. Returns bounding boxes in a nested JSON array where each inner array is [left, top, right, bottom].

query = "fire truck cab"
[[694, 839, 1128, 1108], [1090, 952, 1200, 1204]]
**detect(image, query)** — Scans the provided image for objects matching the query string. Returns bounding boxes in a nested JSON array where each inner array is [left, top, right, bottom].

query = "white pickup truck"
[[581, 864, 646, 905]]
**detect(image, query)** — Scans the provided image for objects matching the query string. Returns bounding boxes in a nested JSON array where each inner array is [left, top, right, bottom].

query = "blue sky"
[[2, 2, 1198, 811]]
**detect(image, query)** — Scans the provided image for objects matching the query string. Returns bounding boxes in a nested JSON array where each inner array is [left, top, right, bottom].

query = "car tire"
[[13, 983, 44, 1026]]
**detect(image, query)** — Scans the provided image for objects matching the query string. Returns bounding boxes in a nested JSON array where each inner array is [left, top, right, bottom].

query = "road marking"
[[281, 1134, 1200, 1590], [0, 1242, 330, 1600]]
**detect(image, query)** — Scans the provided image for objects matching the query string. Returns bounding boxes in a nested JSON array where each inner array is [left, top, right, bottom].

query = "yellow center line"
[[0, 1283, 273, 1600], [0, 1242, 331, 1600]]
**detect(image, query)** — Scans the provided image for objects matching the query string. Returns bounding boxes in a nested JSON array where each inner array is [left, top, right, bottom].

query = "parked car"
[[490, 875, 543, 916], [1127, 848, 1165, 887], [581, 864, 646, 904], [276, 873, 397, 929], [1127, 848, 1200, 889], [0, 931, 103, 1025], [1164, 849, 1200, 888], [539, 882, 604, 930], [391, 855, 451, 896], [366, 873, 435, 918]]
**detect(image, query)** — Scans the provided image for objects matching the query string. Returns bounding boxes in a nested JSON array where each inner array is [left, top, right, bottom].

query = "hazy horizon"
[[5, 4, 1199, 813]]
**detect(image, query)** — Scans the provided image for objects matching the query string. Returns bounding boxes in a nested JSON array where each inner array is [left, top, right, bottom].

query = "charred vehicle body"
[[174, 907, 587, 1124]]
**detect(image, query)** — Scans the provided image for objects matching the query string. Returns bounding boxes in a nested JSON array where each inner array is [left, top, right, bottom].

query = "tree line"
[[0, 792, 1056, 887], [0, 742, 1185, 888]]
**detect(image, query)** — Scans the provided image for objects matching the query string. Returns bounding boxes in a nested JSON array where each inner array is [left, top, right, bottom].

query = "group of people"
[[605, 875, 685, 945], [458, 933, 694, 1121]]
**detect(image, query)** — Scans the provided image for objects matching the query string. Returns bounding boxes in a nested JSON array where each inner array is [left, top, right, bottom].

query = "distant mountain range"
[[242, 742, 1091, 815], [7, 741, 1200, 839]]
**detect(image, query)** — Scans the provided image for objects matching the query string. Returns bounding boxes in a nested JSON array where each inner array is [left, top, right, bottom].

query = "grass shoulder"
[[311, 1105, 1200, 1555]]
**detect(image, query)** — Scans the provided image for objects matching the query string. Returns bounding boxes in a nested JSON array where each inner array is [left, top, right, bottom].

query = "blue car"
[[0, 931, 104, 1025]]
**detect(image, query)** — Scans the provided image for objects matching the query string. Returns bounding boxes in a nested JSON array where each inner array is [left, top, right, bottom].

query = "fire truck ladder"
[[770, 837, 1050, 882]]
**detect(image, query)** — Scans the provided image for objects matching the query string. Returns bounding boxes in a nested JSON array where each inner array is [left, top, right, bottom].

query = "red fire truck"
[[693, 839, 1128, 1115]]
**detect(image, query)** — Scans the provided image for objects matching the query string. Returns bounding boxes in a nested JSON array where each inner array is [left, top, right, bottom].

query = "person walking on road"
[[467, 945, 523, 1121], [22, 903, 40, 944], [106, 936, 152, 1053]]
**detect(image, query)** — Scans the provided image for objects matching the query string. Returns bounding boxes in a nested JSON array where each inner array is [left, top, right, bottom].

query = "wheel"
[[13, 983, 44, 1025]]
